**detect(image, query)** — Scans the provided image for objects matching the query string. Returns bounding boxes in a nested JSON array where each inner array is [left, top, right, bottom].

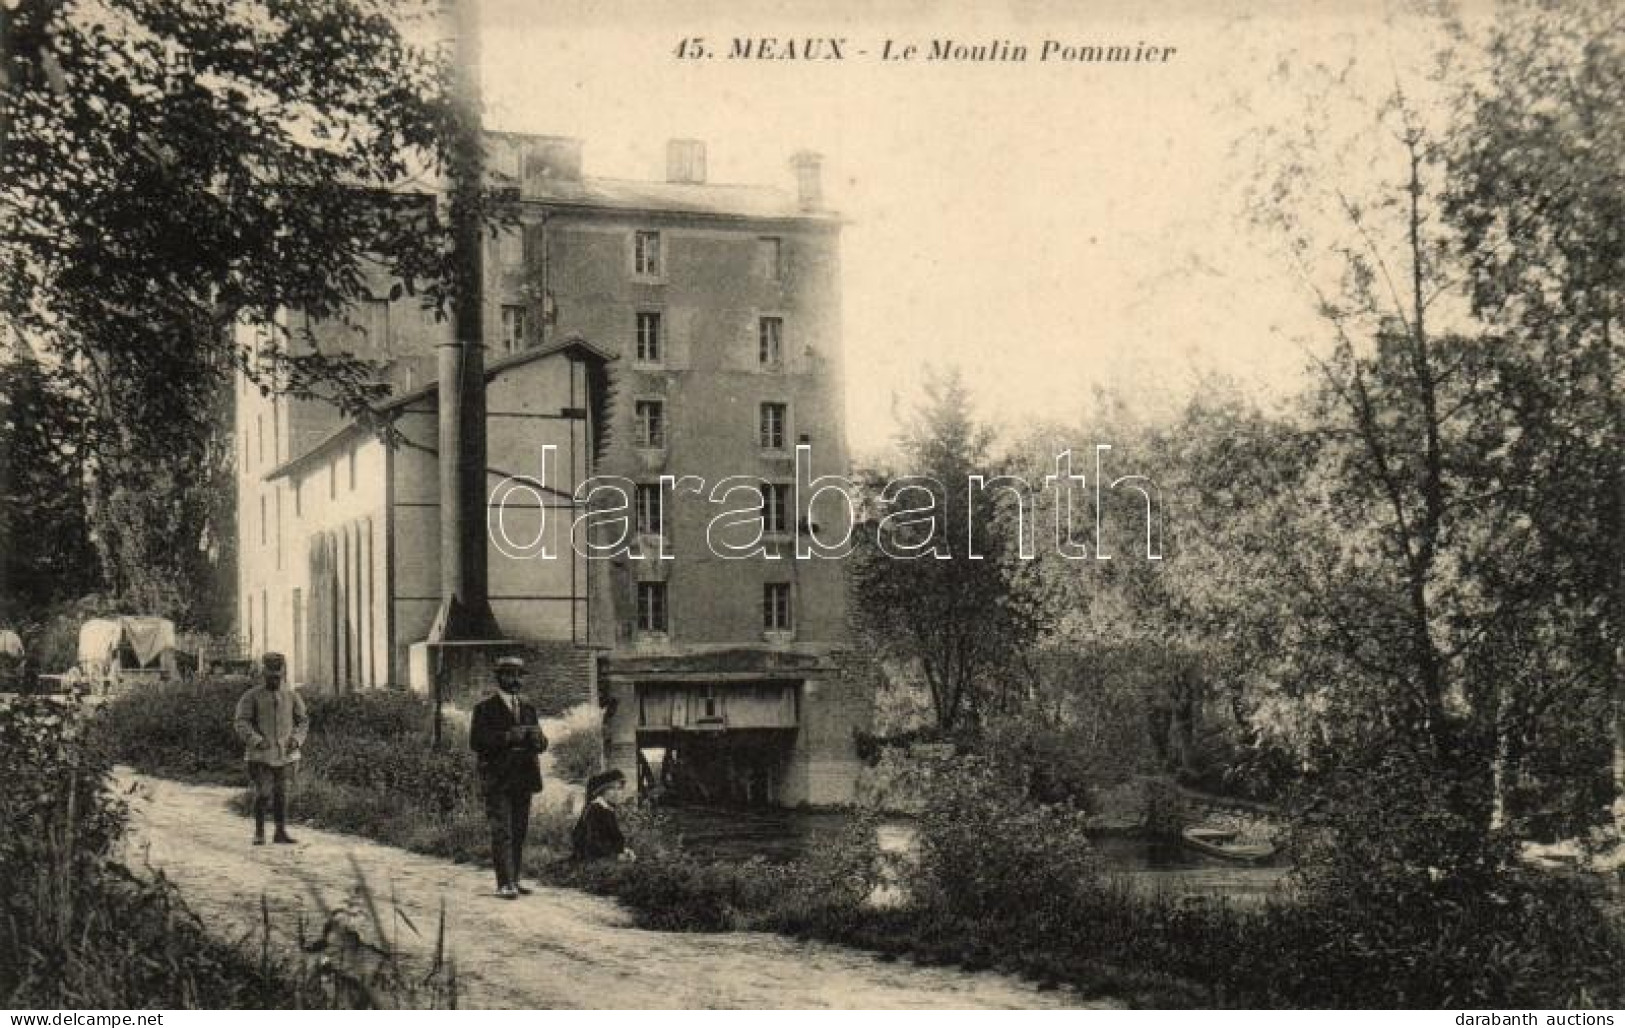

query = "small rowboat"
[[1182, 826, 1277, 864]]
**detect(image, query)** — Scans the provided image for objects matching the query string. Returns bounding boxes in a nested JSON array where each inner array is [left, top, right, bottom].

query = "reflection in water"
[[655, 805, 1291, 902], [656, 805, 856, 863]]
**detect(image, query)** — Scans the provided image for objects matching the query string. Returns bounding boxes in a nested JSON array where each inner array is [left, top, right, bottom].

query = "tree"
[[2, 0, 459, 417], [82, 371, 237, 631], [851, 369, 1050, 733], [1445, 0, 1625, 835], [1234, 18, 1553, 847], [1233, 3, 1625, 848], [1, 0, 461, 623], [1014, 383, 1325, 793], [0, 347, 100, 622]]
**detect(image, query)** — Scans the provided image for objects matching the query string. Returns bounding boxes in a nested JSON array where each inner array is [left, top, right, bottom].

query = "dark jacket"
[[469, 692, 547, 795], [571, 800, 625, 861]]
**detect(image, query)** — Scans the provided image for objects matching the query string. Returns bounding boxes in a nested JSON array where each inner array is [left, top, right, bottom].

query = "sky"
[[469, 0, 1481, 458]]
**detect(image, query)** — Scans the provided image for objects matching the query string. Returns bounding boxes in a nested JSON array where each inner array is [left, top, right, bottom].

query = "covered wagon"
[[0, 629, 29, 693], [77, 616, 178, 694]]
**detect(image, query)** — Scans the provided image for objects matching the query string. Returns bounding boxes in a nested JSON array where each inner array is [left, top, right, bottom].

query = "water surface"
[[657, 805, 1291, 902]]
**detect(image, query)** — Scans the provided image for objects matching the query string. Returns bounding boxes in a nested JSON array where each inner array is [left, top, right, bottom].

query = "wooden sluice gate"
[[634, 680, 801, 807]]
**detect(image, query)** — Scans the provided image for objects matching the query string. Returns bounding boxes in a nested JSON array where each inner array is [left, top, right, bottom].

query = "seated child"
[[572, 769, 637, 862]]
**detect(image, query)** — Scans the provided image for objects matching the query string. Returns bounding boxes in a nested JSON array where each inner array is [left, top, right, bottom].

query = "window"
[[635, 311, 662, 363], [501, 305, 528, 353], [259, 494, 267, 546], [634, 400, 665, 448], [760, 483, 791, 535], [347, 449, 357, 491], [329, 458, 337, 500], [294, 479, 302, 518], [636, 582, 668, 633], [361, 298, 390, 354], [635, 483, 664, 537], [759, 316, 783, 367], [764, 583, 793, 632], [634, 230, 661, 277], [256, 413, 264, 464], [760, 402, 787, 450], [757, 237, 783, 280]]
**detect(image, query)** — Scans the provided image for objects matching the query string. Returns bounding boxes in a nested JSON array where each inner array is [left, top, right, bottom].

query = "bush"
[[980, 713, 1106, 807], [853, 725, 952, 766], [92, 676, 245, 781], [311, 736, 476, 817], [912, 754, 1100, 927], [1291, 746, 1509, 906], [1141, 777, 1189, 840], [554, 807, 885, 936], [97, 678, 478, 811], [306, 689, 434, 740], [545, 703, 604, 784], [1265, 746, 1625, 1007]]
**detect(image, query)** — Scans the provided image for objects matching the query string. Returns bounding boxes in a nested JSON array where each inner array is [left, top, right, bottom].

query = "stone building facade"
[[235, 134, 872, 806]]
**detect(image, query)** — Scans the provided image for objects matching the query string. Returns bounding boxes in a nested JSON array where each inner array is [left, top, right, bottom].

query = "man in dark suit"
[[469, 655, 548, 899]]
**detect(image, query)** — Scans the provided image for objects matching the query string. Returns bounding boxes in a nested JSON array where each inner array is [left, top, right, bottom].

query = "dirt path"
[[117, 773, 1100, 1009]]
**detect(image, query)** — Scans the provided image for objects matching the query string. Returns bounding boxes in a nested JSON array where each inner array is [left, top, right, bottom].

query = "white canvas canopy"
[[0, 630, 22, 659], [78, 617, 176, 669]]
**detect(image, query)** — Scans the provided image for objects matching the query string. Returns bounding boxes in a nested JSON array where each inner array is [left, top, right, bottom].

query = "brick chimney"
[[790, 150, 823, 210], [666, 139, 707, 184], [522, 136, 583, 185]]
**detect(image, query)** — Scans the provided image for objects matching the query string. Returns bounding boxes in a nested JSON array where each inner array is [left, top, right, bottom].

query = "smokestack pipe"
[[429, 0, 500, 643]]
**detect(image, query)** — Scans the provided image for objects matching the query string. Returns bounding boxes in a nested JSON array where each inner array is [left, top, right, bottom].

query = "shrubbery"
[[98, 677, 481, 812], [1263, 746, 1625, 1007], [100, 677, 592, 872], [91, 675, 244, 781], [545, 703, 605, 784], [912, 754, 1100, 924], [554, 807, 887, 936]]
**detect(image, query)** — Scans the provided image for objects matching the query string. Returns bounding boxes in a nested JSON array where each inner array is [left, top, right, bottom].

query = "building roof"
[[507, 174, 839, 224], [600, 647, 837, 678], [262, 336, 615, 483]]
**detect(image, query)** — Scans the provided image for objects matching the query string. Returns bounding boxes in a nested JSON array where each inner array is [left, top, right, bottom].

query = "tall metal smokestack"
[[428, 0, 500, 642]]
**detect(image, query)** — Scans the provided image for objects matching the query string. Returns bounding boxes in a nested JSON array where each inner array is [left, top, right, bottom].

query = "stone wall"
[[408, 639, 595, 716]]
